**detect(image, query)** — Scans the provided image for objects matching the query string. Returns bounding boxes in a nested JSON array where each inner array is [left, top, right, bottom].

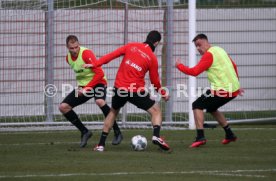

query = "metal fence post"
[[165, 0, 174, 122], [45, 0, 54, 122], [121, 1, 128, 126], [188, 0, 196, 129]]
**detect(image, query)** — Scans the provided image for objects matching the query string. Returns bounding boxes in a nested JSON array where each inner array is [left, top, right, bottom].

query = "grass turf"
[[0, 125, 276, 181]]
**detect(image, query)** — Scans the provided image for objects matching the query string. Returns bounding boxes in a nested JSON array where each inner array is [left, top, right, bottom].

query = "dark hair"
[[192, 34, 208, 42], [146, 30, 161, 44], [66, 35, 78, 45]]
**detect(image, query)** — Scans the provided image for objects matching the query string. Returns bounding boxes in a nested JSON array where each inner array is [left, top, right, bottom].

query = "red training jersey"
[[66, 49, 107, 90], [95, 42, 165, 95]]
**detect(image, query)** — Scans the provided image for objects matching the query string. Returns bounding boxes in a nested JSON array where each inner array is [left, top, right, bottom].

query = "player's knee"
[[95, 99, 106, 107], [148, 104, 161, 115], [59, 103, 71, 113]]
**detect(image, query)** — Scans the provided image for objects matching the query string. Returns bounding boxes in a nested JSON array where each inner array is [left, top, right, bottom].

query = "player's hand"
[[159, 88, 169, 102], [82, 64, 93, 68], [77, 87, 87, 97], [78, 87, 92, 97], [77, 89, 84, 96], [175, 58, 182, 67], [162, 94, 170, 102], [239, 88, 245, 96]]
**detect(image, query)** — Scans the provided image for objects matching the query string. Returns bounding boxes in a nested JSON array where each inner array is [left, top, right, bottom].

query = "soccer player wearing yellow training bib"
[[59, 35, 122, 148], [176, 34, 244, 148]]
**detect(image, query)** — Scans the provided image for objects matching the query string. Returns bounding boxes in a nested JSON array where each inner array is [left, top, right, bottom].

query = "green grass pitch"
[[0, 125, 276, 181]]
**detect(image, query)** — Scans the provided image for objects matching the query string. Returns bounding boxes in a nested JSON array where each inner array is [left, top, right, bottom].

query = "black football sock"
[[196, 129, 205, 140], [153, 125, 161, 137], [100, 104, 121, 134], [223, 124, 234, 138], [100, 104, 110, 117], [113, 122, 121, 135], [98, 132, 109, 146], [63, 110, 88, 134]]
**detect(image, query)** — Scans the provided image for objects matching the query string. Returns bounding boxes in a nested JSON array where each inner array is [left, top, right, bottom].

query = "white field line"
[[0, 127, 276, 135], [0, 138, 275, 147], [0, 127, 275, 146], [0, 169, 275, 179], [233, 128, 276, 131], [0, 141, 79, 146], [208, 173, 266, 178]]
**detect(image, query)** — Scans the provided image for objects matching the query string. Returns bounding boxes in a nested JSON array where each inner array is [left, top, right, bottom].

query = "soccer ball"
[[131, 135, 147, 151]]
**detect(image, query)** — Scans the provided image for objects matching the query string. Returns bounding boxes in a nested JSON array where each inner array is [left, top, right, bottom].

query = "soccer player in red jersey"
[[176, 34, 244, 148], [83, 30, 171, 152], [59, 35, 122, 148]]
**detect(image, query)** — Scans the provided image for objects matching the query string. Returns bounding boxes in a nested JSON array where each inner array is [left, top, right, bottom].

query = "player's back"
[[114, 42, 157, 92]]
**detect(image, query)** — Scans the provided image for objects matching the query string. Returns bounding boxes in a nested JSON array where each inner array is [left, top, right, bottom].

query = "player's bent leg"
[[94, 108, 121, 151], [147, 104, 162, 126], [189, 109, 207, 148], [96, 100, 123, 145], [103, 108, 120, 133], [193, 109, 205, 129], [221, 124, 238, 145], [210, 110, 228, 127], [59, 103, 92, 148], [58, 103, 72, 114], [147, 105, 171, 151], [210, 111, 238, 144]]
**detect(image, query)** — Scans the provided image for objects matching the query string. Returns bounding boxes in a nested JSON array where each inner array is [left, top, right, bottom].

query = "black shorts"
[[61, 84, 107, 108], [192, 89, 236, 113], [111, 87, 155, 111]]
